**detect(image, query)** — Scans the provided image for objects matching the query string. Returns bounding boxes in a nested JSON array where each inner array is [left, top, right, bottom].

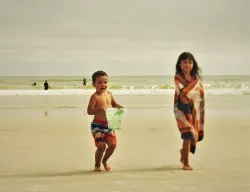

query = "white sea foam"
[[0, 88, 249, 96]]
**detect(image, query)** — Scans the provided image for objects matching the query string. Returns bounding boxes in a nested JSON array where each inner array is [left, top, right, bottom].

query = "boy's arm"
[[87, 95, 105, 115], [111, 94, 123, 108]]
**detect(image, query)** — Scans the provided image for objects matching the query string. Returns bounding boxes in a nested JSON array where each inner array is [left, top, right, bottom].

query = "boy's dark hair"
[[175, 52, 202, 79], [92, 70, 108, 83]]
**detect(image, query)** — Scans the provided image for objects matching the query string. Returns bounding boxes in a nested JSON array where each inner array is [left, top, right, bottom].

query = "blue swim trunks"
[[91, 120, 116, 147]]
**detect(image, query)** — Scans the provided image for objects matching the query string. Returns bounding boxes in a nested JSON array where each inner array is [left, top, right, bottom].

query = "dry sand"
[[0, 95, 249, 192]]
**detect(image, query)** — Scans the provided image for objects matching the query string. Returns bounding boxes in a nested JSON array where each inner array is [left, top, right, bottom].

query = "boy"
[[87, 70, 123, 172]]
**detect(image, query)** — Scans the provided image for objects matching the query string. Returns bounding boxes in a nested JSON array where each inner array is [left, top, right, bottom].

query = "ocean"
[[0, 75, 249, 96]]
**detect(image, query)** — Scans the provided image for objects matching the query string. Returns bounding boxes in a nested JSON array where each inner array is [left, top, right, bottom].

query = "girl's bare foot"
[[183, 165, 193, 170], [94, 166, 101, 172], [180, 149, 184, 164], [102, 161, 111, 171]]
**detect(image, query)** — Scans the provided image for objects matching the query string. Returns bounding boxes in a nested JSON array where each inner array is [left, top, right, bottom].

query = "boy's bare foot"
[[94, 166, 101, 172], [183, 165, 193, 170], [180, 149, 184, 164], [102, 161, 111, 171]]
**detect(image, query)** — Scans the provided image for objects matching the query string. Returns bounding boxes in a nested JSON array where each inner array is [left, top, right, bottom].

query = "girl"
[[173, 52, 205, 170]]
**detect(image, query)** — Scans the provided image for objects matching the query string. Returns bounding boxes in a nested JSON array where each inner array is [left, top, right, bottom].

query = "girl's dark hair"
[[175, 52, 201, 79], [92, 70, 108, 83]]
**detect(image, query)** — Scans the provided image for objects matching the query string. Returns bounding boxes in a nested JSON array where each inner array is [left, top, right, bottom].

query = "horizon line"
[[0, 74, 250, 77]]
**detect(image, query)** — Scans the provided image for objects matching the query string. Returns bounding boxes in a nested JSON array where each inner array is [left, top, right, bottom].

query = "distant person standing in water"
[[44, 80, 49, 90], [83, 78, 87, 86]]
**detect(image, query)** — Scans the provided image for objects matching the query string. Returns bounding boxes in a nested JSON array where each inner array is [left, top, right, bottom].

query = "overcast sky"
[[0, 0, 249, 76]]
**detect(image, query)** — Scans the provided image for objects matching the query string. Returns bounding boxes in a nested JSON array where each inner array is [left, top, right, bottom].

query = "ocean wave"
[[0, 88, 249, 96], [1, 82, 250, 90], [0, 105, 80, 109], [204, 82, 250, 89]]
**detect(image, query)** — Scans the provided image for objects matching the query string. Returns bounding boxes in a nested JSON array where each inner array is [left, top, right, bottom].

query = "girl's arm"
[[174, 78, 189, 104], [174, 80, 180, 105]]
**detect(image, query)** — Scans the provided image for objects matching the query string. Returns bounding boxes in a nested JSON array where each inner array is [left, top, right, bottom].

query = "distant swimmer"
[[83, 78, 87, 86], [32, 82, 36, 86], [44, 80, 49, 90]]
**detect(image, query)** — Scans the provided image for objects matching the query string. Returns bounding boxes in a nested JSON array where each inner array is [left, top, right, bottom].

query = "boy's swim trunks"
[[91, 119, 116, 147]]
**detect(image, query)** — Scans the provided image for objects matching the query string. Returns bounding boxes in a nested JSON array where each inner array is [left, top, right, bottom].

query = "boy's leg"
[[182, 140, 193, 170], [102, 135, 117, 171], [95, 145, 106, 171], [92, 132, 106, 171]]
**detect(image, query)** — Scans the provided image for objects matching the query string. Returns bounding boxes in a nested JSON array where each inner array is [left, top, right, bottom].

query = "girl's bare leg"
[[180, 149, 184, 164], [182, 140, 193, 170]]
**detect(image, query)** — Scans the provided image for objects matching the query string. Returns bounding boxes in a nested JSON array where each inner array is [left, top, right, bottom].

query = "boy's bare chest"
[[96, 95, 112, 106]]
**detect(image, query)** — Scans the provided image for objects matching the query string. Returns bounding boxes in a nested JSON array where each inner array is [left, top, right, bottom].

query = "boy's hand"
[[115, 104, 123, 108]]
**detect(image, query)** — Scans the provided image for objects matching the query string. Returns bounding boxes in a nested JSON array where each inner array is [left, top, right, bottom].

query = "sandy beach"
[[1, 0, 249, 191], [0, 94, 249, 192]]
